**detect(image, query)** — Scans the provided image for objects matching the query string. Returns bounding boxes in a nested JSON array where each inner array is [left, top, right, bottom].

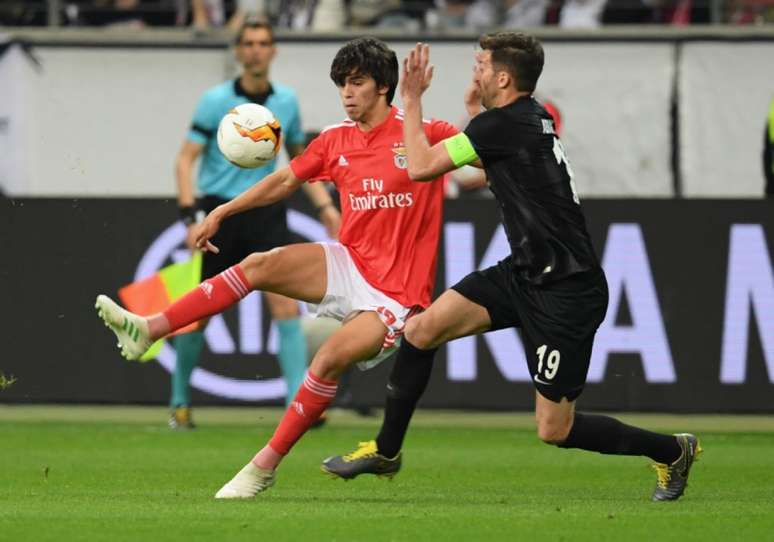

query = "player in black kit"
[[322, 33, 701, 502]]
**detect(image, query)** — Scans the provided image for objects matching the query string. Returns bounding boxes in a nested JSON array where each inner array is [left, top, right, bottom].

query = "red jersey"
[[290, 106, 458, 308]]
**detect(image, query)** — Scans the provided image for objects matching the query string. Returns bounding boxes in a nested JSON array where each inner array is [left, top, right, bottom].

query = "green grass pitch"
[[2, 406, 773, 541]]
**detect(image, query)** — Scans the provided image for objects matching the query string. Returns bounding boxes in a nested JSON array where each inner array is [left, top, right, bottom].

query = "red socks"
[[268, 372, 337, 455], [163, 265, 250, 332]]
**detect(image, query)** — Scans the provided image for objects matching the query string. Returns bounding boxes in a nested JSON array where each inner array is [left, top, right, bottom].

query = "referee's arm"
[[175, 140, 204, 209], [175, 140, 205, 249]]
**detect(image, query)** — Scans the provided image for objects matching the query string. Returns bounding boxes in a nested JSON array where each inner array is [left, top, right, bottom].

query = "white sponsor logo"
[[349, 177, 415, 211], [349, 192, 414, 210], [338, 155, 349, 166]]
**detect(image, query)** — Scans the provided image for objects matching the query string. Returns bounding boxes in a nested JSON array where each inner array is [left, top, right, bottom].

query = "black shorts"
[[452, 258, 609, 403], [199, 195, 292, 280]]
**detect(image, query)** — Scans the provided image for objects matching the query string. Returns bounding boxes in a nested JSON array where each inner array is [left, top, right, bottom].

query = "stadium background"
[[1, 28, 772, 412]]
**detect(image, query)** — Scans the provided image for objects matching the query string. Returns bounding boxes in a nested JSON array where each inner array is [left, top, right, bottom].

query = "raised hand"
[[400, 43, 434, 103]]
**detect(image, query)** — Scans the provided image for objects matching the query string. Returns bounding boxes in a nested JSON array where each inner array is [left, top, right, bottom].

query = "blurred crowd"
[[2, 0, 773, 29]]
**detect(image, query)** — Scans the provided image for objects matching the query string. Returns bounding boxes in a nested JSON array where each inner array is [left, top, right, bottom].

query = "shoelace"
[[652, 463, 671, 489], [344, 441, 378, 462]]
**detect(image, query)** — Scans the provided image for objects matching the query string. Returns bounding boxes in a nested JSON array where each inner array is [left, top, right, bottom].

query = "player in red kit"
[[94, 37, 457, 498]]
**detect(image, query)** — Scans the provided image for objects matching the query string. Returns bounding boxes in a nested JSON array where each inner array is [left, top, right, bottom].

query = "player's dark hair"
[[330, 37, 399, 104], [235, 19, 274, 45], [479, 32, 544, 93]]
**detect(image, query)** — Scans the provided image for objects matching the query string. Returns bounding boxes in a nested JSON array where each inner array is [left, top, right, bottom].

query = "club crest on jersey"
[[392, 144, 408, 170]]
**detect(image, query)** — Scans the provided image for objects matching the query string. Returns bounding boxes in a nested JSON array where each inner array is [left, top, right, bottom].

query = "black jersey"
[[464, 96, 599, 285]]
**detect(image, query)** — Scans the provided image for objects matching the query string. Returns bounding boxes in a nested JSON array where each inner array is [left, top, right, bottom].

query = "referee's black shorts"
[[451, 257, 609, 403], [199, 195, 292, 280]]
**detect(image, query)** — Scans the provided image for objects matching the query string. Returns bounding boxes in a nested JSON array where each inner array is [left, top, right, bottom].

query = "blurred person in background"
[[345, 0, 399, 26], [727, 0, 774, 23], [187, 0, 346, 32], [503, 0, 551, 26], [275, 0, 346, 30], [558, 0, 607, 27], [190, 0, 229, 29], [346, 0, 434, 29], [73, 0, 177, 27], [432, 0, 479, 28], [432, 0, 547, 31], [169, 19, 340, 429]]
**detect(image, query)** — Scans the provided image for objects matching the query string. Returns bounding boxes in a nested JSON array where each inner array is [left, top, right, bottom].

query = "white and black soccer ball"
[[217, 103, 282, 168]]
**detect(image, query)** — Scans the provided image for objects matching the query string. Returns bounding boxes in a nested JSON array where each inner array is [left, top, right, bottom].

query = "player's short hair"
[[479, 32, 544, 93], [235, 19, 274, 45], [330, 37, 399, 104]]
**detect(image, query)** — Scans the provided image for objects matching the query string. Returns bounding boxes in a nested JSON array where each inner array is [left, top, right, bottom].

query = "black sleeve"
[[463, 108, 523, 165], [764, 121, 774, 197], [191, 123, 215, 140]]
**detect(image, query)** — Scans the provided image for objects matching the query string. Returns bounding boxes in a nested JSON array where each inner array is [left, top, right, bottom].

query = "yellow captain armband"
[[443, 133, 480, 168]]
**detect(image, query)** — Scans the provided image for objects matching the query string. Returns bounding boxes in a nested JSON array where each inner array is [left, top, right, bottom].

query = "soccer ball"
[[217, 103, 282, 168]]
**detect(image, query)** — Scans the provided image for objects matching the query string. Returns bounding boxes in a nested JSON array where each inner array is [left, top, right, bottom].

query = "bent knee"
[[536, 421, 572, 445], [240, 248, 282, 287], [309, 347, 350, 381], [404, 315, 440, 350]]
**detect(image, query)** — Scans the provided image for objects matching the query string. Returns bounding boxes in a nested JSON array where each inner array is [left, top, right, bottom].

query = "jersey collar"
[[359, 105, 399, 136], [234, 78, 274, 105]]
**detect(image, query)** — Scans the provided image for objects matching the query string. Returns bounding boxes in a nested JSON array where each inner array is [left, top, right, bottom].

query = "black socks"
[[373, 340, 682, 465], [375, 338, 437, 458], [559, 412, 682, 464]]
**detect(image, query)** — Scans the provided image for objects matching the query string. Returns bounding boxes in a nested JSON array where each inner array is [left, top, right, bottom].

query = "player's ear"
[[497, 70, 512, 90]]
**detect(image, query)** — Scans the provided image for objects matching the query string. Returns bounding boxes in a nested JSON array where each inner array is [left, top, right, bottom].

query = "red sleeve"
[[427, 119, 460, 145], [289, 133, 330, 182], [543, 100, 563, 137]]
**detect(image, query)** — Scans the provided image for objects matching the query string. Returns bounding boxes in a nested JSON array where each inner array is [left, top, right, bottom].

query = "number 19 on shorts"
[[536, 344, 561, 381]]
